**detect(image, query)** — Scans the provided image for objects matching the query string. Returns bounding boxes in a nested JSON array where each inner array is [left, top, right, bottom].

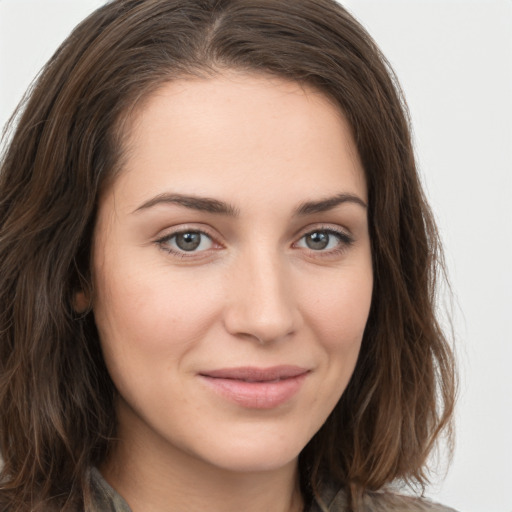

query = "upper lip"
[[199, 365, 309, 382]]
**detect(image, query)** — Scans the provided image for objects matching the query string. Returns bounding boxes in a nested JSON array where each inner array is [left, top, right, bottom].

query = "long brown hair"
[[0, 1, 456, 510]]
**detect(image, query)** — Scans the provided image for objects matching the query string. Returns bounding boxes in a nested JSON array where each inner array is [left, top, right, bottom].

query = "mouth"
[[198, 366, 310, 409], [200, 365, 308, 382]]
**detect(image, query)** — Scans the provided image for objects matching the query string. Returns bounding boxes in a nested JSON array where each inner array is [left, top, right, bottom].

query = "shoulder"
[[361, 490, 458, 512], [311, 482, 458, 512], [89, 467, 132, 512]]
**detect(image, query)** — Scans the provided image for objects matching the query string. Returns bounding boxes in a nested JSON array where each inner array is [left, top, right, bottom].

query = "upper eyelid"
[[295, 223, 353, 240], [154, 228, 218, 255], [294, 228, 354, 246], [154, 230, 218, 257], [153, 223, 354, 246], [155, 225, 218, 242]]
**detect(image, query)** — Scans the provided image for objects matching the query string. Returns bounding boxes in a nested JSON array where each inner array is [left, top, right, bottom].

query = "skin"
[[83, 72, 373, 512]]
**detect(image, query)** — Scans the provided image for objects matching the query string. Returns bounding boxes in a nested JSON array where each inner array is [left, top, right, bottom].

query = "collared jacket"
[[89, 467, 458, 512]]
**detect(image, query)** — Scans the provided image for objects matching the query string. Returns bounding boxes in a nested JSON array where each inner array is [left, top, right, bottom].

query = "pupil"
[[176, 232, 201, 251], [306, 231, 329, 250]]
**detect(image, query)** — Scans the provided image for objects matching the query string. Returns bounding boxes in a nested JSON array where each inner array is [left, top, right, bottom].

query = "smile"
[[199, 366, 310, 409]]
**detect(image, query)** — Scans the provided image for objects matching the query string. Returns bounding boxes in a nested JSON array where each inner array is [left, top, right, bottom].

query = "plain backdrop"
[[1, 1, 511, 511]]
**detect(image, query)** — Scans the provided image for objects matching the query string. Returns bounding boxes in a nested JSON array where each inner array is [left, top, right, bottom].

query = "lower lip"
[[199, 373, 308, 409]]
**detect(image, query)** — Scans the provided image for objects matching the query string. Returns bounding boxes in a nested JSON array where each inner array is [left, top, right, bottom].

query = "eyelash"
[[154, 226, 354, 259], [155, 227, 218, 258], [293, 227, 354, 258]]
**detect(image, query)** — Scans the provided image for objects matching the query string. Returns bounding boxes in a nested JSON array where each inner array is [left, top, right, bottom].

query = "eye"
[[157, 230, 214, 254], [295, 229, 353, 252]]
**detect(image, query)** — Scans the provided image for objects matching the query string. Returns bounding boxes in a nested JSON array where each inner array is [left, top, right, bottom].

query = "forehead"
[[107, 72, 366, 213]]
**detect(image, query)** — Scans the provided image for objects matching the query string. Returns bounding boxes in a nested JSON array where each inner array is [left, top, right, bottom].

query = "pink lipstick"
[[199, 365, 309, 409]]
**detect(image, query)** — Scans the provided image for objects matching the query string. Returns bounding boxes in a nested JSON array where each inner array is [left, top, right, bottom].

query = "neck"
[[101, 414, 304, 512]]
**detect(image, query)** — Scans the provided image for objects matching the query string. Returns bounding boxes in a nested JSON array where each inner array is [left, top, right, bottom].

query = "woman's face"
[[87, 73, 373, 474]]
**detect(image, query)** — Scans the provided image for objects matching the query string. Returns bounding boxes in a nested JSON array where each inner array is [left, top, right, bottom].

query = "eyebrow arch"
[[133, 192, 366, 217], [294, 193, 367, 215], [132, 193, 240, 216]]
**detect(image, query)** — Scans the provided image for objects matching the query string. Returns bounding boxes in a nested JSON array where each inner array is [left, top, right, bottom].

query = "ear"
[[73, 290, 90, 314]]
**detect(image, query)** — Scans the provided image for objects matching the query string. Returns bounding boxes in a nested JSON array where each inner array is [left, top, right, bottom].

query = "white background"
[[1, 1, 511, 511]]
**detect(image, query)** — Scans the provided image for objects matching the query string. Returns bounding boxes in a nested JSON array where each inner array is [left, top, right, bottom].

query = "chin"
[[207, 450, 300, 474], [188, 434, 306, 474]]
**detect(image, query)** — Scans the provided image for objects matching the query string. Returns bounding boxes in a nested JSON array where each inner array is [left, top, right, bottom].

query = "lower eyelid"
[[155, 227, 353, 255], [155, 230, 216, 252]]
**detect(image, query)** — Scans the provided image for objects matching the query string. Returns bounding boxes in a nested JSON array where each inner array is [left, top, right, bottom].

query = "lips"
[[199, 366, 309, 409], [201, 365, 308, 382]]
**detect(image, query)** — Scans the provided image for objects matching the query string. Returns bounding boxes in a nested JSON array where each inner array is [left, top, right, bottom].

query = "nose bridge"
[[224, 244, 297, 344]]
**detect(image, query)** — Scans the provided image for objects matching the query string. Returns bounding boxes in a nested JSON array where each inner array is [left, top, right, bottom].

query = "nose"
[[223, 249, 299, 345]]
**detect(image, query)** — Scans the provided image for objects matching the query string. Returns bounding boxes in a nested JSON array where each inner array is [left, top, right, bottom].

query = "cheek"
[[294, 263, 372, 432], [300, 265, 373, 352], [92, 254, 225, 369]]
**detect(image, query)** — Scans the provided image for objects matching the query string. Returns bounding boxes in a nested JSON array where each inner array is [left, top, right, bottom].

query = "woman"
[[0, 1, 457, 511]]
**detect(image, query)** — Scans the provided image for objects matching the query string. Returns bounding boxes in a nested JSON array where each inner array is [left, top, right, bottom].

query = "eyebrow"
[[132, 193, 240, 216], [294, 193, 367, 215], [132, 192, 367, 216]]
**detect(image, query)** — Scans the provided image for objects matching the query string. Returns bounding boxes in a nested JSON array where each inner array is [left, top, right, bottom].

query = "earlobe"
[[73, 290, 90, 314]]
